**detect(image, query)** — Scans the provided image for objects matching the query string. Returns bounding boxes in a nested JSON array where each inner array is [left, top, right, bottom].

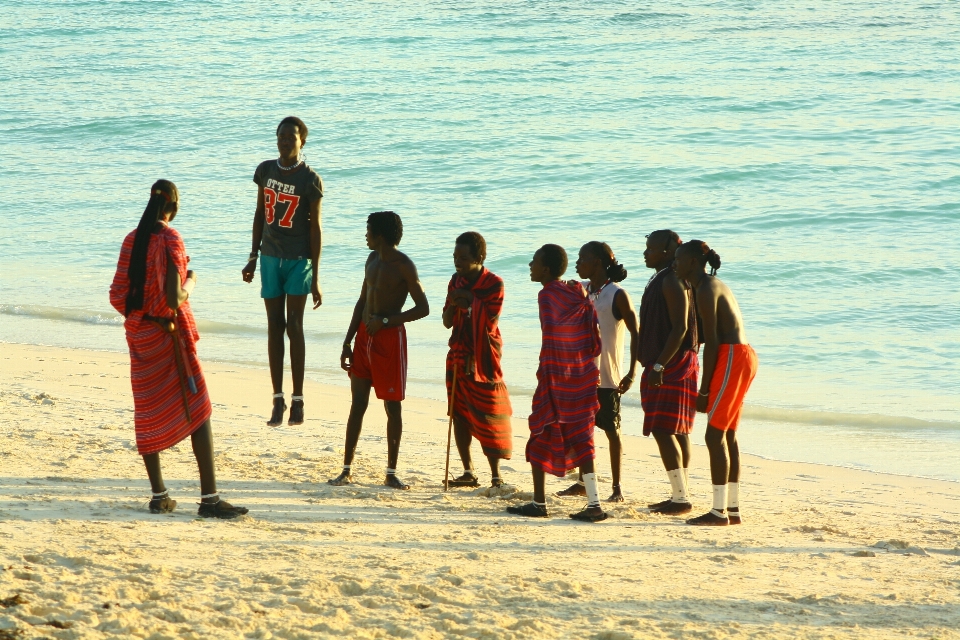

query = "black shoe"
[[728, 508, 742, 525], [267, 397, 286, 427], [652, 500, 693, 515], [570, 506, 609, 522], [506, 502, 549, 518], [687, 510, 729, 526], [288, 398, 304, 426], [198, 499, 249, 520], [556, 482, 586, 497], [648, 498, 673, 510]]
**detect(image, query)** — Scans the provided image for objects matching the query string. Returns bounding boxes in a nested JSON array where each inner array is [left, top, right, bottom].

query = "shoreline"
[[3, 338, 958, 485], [1, 342, 960, 638]]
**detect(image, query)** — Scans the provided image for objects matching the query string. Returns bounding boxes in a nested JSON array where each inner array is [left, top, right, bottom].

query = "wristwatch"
[[652, 363, 665, 373], [382, 315, 389, 325]]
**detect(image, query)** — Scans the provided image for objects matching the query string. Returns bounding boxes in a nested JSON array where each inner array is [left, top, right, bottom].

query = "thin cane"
[[444, 362, 458, 491]]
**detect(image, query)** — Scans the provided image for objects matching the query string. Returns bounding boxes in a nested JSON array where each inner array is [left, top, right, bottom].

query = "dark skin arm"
[[309, 196, 323, 309], [340, 277, 369, 372], [696, 280, 720, 413], [613, 288, 640, 394], [648, 272, 689, 387], [241, 186, 266, 283], [165, 253, 195, 312]]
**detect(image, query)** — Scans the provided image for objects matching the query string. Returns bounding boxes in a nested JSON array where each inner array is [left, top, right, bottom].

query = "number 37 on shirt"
[[263, 188, 300, 228]]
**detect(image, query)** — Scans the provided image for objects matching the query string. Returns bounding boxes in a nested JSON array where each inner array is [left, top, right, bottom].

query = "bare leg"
[[383, 400, 409, 489], [606, 429, 624, 501], [142, 453, 166, 494], [677, 433, 692, 470], [705, 426, 729, 486], [285, 295, 308, 425], [190, 419, 217, 499], [725, 430, 740, 483], [532, 466, 546, 504], [264, 296, 287, 426], [652, 430, 682, 471], [453, 415, 474, 472], [486, 454, 502, 485], [329, 376, 371, 485]]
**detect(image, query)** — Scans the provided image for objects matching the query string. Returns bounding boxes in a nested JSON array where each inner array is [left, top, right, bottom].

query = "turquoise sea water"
[[2, 1, 959, 480]]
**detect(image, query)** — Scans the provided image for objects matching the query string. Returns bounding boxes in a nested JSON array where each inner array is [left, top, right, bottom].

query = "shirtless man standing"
[[673, 240, 758, 526], [329, 211, 429, 490]]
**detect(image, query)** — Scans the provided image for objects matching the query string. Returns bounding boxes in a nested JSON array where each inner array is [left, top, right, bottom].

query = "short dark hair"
[[367, 211, 403, 246], [277, 116, 308, 144], [538, 244, 567, 278], [646, 229, 682, 252], [678, 239, 722, 274], [455, 231, 486, 264]]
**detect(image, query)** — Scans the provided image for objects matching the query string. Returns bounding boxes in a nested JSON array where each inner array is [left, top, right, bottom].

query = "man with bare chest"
[[329, 211, 430, 490]]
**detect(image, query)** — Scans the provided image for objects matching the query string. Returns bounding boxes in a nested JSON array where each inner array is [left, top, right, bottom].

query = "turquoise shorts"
[[260, 255, 313, 299]]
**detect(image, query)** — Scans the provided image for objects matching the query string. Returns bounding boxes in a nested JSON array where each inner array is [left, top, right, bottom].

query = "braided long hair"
[[125, 180, 177, 316], [582, 241, 628, 282], [679, 239, 722, 275]]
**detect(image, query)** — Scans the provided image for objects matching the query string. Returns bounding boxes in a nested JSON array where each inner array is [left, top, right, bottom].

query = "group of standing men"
[[110, 116, 757, 525]]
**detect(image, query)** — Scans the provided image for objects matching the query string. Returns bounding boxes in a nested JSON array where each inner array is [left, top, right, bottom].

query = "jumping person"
[[674, 241, 758, 526], [109, 180, 247, 519], [557, 242, 638, 502], [639, 230, 700, 515], [242, 116, 323, 427], [442, 232, 513, 488], [508, 245, 606, 522], [329, 212, 429, 490]]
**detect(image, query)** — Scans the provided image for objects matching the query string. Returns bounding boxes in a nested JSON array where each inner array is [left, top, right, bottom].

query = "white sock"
[[667, 468, 689, 503], [583, 473, 600, 508], [727, 482, 739, 511], [683, 467, 689, 489], [711, 484, 727, 517]]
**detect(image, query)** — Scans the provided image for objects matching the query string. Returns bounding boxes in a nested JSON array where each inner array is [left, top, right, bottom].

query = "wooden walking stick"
[[444, 362, 458, 491]]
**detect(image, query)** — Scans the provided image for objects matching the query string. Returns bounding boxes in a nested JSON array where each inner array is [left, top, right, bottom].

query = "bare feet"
[[149, 492, 177, 514], [328, 470, 353, 486], [288, 398, 304, 426], [570, 505, 609, 522], [266, 397, 286, 427], [687, 510, 729, 526], [607, 485, 625, 503], [491, 477, 505, 488], [652, 501, 693, 515], [385, 473, 410, 490], [556, 482, 586, 497], [728, 508, 742, 525]]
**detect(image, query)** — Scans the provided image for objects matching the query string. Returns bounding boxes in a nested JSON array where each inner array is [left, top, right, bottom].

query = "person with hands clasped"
[[556, 242, 639, 503], [242, 116, 323, 428], [638, 230, 701, 516], [441, 232, 513, 489]]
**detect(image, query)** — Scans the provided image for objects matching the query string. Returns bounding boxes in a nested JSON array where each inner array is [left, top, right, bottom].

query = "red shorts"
[[707, 344, 758, 431], [350, 322, 407, 401]]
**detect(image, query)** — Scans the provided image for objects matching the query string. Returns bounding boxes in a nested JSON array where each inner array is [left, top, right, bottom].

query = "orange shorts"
[[350, 322, 407, 401], [707, 344, 758, 431]]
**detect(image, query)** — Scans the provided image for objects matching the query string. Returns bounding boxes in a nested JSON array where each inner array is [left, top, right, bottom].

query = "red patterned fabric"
[[109, 224, 211, 455], [526, 280, 601, 477], [640, 349, 699, 436], [444, 268, 513, 459]]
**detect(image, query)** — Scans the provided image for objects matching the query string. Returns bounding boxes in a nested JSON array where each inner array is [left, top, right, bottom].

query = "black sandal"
[[506, 502, 549, 518], [197, 498, 249, 520], [149, 491, 177, 514], [491, 477, 505, 488], [446, 472, 480, 488]]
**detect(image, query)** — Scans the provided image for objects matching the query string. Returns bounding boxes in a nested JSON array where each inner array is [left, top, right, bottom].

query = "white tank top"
[[585, 280, 626, 389]]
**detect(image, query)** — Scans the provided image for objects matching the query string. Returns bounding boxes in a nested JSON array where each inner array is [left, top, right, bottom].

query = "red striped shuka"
[[109, 223, 212, 455], [526, 280, 601, 477], [445, 268, 513, 459]]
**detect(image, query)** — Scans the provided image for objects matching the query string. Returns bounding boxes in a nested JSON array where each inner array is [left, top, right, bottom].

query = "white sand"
[[1, 342, 959, 639]]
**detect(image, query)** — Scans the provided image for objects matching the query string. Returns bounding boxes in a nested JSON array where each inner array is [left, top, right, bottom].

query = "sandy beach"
[[1, 341, 958, 639]]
